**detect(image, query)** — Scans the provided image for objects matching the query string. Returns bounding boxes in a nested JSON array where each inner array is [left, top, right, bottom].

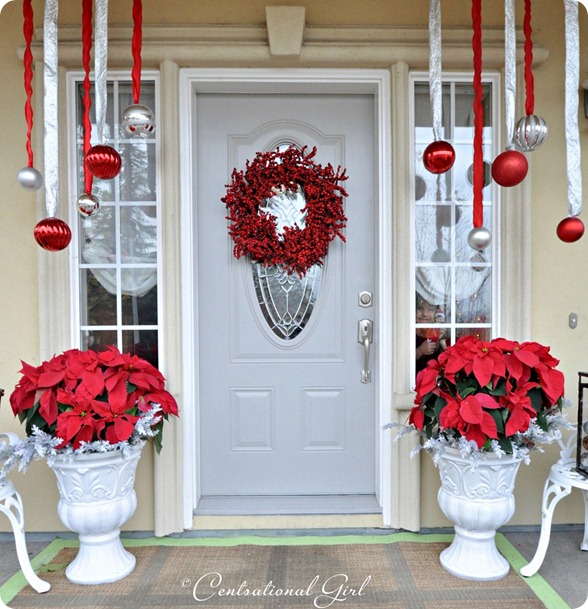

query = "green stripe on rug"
[[0, 532, 570, 609]]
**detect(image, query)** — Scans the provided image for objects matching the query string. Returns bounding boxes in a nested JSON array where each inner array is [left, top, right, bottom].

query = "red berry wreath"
[[222, 146, 348, 277]]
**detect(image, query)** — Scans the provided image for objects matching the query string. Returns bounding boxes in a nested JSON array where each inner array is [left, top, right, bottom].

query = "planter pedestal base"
[[66, 529, 136, 585], [440, 526, 509, 581]]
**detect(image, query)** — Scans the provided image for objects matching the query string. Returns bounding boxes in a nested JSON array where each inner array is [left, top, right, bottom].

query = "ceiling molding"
[[27, 24, 549, 70]]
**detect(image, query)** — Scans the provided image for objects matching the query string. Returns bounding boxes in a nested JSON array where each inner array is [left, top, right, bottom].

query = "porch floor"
[[0, 526, 586, 608]]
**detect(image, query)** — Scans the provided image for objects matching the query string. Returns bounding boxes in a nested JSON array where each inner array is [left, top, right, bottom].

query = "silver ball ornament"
[[76, 193, 100, 217], [17, 166, 43, 191], [122, 104, 155, 137], [513, 115, 548, 152], [467, 226, 492, 251]]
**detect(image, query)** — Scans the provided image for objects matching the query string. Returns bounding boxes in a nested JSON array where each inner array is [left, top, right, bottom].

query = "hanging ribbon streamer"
[[17, 0, 43, 191], [564, 0, 582, 218], [81, 0, 93, 196], [471, 0, 484, 229], [34, 0, 71, 252], [513, 0, 548, 153], [121, 0, 154, 137], [504, 0, 516, 149], [422, 0, 455, 175], [492, 0, 528, 187], [23, 0, 34, 168], [429, 0, 442, 142], [523, 0, 535, 116], [94, 0, 108, 144], [556, 0, 584, 242], [83, 0, 121, 186], [43, 0, 59, 218], [132, 0, 143, 105]]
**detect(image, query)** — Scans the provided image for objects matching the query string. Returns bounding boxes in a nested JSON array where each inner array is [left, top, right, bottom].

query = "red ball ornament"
[[491, 149, 528, 187], [34, 217, 72, 251], [423, 140, 456, 174], [556, 216, 584, 243], [85, 145, 122, 180]]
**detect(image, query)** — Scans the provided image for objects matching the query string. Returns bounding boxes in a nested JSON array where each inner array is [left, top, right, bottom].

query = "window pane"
[[120, 206, 157, 263], [81, 206, 116, 263], [121, 282, 158, 325], [81, 269, 117, 325], [118, 142, 156, 201], [456, 327, 491, 342], [82, 330, 118, 351], [123, 330, 159, 367], [455, 267, 492, 325]]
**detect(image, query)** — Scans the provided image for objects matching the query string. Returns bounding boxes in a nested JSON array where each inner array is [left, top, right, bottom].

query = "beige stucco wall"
[[0, 0, 587, 533]]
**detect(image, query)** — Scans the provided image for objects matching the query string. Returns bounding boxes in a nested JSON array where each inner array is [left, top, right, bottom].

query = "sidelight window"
[[410, 73, 500, 377]]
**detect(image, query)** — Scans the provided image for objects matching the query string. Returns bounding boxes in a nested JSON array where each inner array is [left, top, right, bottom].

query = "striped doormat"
[[0, 533, 568, 609]]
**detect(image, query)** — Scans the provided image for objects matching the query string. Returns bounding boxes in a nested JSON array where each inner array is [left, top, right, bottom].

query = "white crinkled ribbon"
[[43, 0, 58, 218], [94, 0, 109, 144], [564, 0, 582, 217], [504, 0, 516, 148], [429, 0, 442, 141]]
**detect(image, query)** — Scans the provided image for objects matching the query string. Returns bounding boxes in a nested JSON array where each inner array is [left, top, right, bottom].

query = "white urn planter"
[[436, 447, 523, 581], [49, 442, 143, 585]]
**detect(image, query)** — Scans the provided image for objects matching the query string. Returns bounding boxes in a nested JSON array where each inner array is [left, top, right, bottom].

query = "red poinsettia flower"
[[411, 335, 565, 453], [8, 345, 179, 454]]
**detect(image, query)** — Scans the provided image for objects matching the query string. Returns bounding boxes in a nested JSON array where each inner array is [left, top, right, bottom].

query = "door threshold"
[[195, 494, 381, 516]]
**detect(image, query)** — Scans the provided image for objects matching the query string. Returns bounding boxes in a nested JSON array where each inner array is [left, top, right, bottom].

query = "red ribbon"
[[82, 0, 93, 195], [131, 0, 143, 104], [472, 0, 483, 228], [523, 0, 535, 116], [22, 0, 34, 168]]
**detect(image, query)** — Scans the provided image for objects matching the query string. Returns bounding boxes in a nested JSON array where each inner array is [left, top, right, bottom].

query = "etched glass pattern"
[[252, 187, 322, 340]]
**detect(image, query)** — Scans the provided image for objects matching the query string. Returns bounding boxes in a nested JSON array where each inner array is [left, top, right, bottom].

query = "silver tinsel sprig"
[[0, 404, 164, 476]]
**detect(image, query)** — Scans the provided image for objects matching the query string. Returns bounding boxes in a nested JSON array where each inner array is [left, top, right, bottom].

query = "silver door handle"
[[358, 319, 373, 384]]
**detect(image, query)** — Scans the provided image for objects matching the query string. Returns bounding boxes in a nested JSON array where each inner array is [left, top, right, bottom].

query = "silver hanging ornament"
[[77, 193, 100, 217], [513, 115, 548, 152], [17, 166, 44, 191], [467, 226, 492, 251], [122, 104, 155, 137]]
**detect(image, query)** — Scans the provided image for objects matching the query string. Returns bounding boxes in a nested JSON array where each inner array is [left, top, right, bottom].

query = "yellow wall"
[[0, 0, 587, 532]]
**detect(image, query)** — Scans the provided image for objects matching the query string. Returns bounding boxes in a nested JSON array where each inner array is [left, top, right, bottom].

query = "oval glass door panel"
[[252, 186, 323, 340]]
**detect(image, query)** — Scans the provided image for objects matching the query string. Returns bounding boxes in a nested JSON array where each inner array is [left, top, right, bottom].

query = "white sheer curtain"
[[82, 206, 157, 297]]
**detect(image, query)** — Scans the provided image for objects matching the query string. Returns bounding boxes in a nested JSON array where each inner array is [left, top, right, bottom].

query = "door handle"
[[357, 319, 373, 384]]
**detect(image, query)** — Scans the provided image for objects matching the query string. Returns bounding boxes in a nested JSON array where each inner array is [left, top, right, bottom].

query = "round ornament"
[[34, 217, 72, 251], [223, 145, 348, 277], [556, 216, 584, 243], [122, 104, 155, 137], [76, 193, 100, 217], [17, 166, 44, 191], [491, 149, 528, 187], [423, 140, 456, 174], [513, 115, 548, 152], [431, 248, 450, 263], [85, 145, 122, 180], [467, 226, 492, 251]]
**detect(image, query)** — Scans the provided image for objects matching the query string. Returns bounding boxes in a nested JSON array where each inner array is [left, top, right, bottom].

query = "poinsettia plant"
[[407, 335, 567, 457], [5, 346, 178, 468]]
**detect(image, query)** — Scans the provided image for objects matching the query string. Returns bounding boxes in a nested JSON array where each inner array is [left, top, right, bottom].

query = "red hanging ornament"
[[557, 216, 585, 243], [86, 145, 122, 179], [491, 149, 529, 187], [34, 218, 72, 252], [423, 141, 456, 174]]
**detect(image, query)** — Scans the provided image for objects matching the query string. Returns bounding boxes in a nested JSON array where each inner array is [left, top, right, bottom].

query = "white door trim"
[[179, 68, 393, 528]]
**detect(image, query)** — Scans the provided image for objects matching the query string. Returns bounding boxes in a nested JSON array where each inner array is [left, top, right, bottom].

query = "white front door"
[[188, 74, 387, 515]]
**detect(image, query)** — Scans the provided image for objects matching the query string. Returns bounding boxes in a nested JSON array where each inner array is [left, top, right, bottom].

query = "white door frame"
[[179, 68, 393, 528]]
